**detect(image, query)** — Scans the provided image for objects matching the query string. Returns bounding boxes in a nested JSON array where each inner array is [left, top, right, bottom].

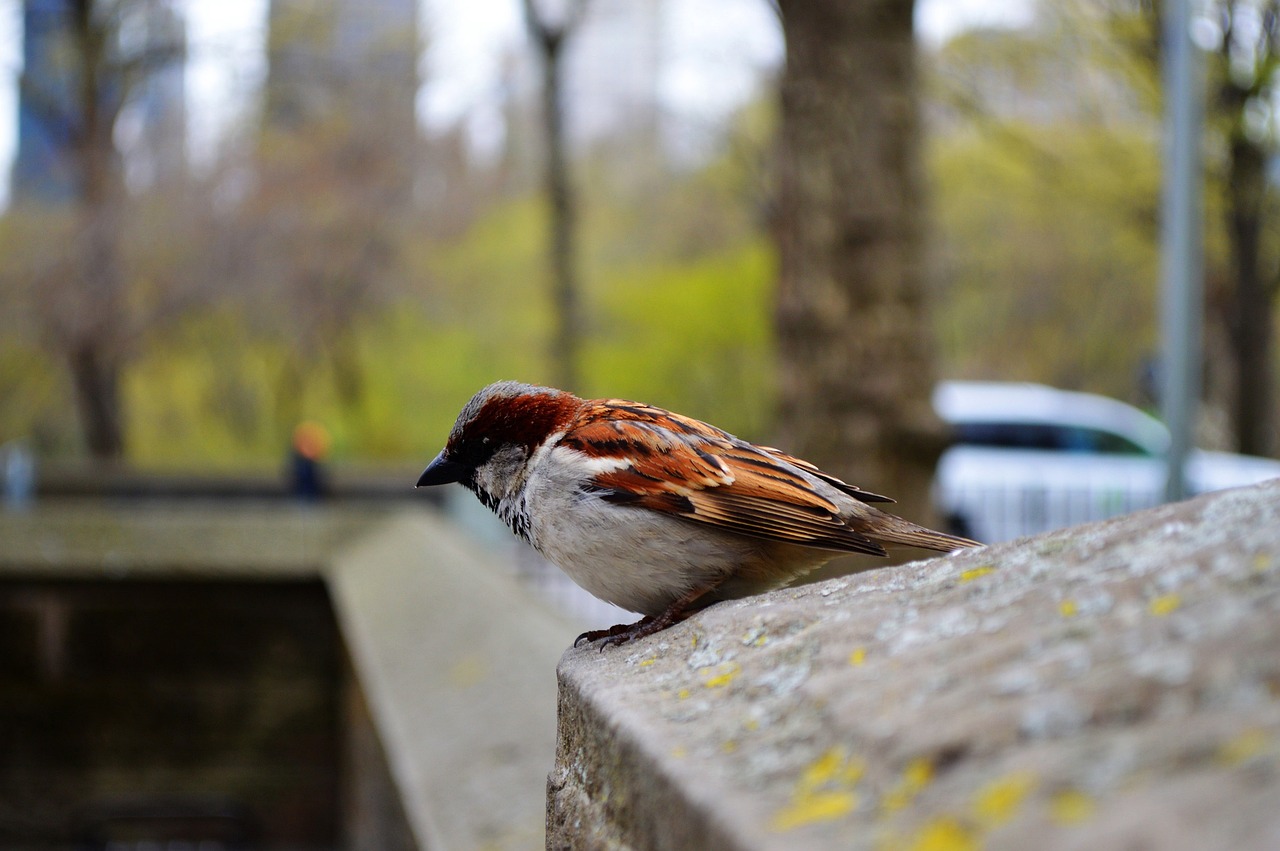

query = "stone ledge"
[[0, 502, 389, 576], [329, 511, 572, 850], [548, 480, 1280, 850], [1, 503, 575, 850]]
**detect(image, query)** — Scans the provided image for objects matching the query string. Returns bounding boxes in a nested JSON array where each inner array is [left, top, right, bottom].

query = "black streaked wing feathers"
[[559, 402, 889, 555]]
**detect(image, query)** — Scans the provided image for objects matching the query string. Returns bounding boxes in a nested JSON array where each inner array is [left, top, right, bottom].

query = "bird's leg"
[[574, 619, 652, 647], [578, 577, 727, 651]]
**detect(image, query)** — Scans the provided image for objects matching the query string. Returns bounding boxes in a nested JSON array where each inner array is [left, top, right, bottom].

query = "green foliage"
[[17, 2, 1250, 466], [584, 240, 776, 439], [0, 341, 78, 455], [3, 160, 775, 466], [930, 123, 1162, 401], [411, 194, 555, 368]]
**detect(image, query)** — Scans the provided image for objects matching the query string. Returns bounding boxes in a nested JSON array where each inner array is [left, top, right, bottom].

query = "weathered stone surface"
[[331, 511, 573, 851], [549, 481, 1280, 850], [2, 504, 575, 850]]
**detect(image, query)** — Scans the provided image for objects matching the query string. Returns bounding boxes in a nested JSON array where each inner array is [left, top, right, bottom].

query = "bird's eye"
[[481, 436, 491, 446]]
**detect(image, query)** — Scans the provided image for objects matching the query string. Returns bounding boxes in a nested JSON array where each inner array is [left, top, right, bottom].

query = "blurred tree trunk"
[[774, 0, 946, 531], [1224, 130, 1277, 456], [1215, 0, 1279, 457], [68, 0, 127, 459], [523, 0, 586, 391], [16, 0, 183, 459], [1101, 0, 1278, 455]]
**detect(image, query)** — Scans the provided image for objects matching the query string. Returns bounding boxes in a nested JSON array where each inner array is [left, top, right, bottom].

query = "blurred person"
[[288, 421, 330, 502]]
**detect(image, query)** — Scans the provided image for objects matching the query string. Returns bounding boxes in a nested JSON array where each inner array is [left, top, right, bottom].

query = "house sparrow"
[[417, 381, 980, 648]]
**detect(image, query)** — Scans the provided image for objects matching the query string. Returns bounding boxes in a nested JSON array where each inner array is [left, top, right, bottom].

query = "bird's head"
[[416, 381, 581, 499]]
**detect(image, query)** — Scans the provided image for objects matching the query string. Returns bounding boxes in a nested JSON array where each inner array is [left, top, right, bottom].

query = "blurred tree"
[[3, 0, 184, 458], [1089, 0, 1278, 454], [774, 0, 945, 526], [522, 0, 589, 391], [1210, 0, 1279, 456], [924, 18, 1162, 403], [925, 2, 1279, 458], [1, 0, 792, 467], [245, 0, 420, 434], [929, 125, 1161, 396]]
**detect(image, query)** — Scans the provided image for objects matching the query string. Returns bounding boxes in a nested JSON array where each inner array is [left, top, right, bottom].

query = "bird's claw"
[[574, 617, 657, 651]]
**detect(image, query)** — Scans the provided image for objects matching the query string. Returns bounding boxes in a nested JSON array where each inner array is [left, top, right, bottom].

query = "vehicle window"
[[953, 422, 1151, 455], [954, 423, 1058, 451], [1087, 429, 1152, 455]]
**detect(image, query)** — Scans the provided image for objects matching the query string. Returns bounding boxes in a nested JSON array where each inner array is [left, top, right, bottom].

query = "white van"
[[933, 381, 1280, 543]]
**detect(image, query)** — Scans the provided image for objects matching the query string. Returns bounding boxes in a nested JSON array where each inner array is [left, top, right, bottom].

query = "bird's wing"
[[752, 445, 895, 504], [557, 400, 891, 556]]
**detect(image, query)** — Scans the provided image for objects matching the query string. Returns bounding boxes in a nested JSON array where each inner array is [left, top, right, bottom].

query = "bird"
[[416, 381, 980, 648]]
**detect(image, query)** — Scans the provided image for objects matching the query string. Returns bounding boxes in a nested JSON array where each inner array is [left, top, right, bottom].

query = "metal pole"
[[1160, 0, 1203, 503]]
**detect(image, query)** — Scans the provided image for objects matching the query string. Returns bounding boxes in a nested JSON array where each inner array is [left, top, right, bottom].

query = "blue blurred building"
[[9, 0, 186, 206], [11, 0, 80, 203]]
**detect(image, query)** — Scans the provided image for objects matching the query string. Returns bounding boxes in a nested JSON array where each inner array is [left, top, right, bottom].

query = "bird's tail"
[[866, 513, 981, 553]]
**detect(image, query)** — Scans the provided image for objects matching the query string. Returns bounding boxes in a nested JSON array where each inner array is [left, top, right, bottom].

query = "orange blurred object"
[[292, 421, 331, 461]]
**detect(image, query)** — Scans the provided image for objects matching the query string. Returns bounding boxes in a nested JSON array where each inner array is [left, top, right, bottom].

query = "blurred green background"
[[0, 0, 1275, 468]]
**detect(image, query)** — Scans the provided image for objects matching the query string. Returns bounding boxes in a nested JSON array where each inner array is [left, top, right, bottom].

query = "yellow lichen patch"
[[772, 791, 858, 831], [959, 566, 996, 583], [770, 746, 865, 832], [743, 717, 760, 732], [1049, 789, 1095, 824], [676, 688, 691, 701], [700, 661, 741, 689], [972, 772, 1036, 827], [801, 746, 865, 789], [1253, 553, 1273, 573], [638, 657, 656, 667], [721, 740, 738, 754], [1148, 594, 1181, 616], [1059, 600, 1078, 618], [901, 817, 979, 851], [849, 647, 868, 667], [1217, 729, 1270, 766], [882, 757, 935, 813]]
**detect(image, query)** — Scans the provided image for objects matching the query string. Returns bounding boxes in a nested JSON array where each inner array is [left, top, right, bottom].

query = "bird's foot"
[[574, 617, 655, 649], [575, 605, 700, 651], [575, 579, 728, 650]]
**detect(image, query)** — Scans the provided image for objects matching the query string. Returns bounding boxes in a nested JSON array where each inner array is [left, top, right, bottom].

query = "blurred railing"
[[29, 461, 437, 504], [941, 482, 1164, 545]]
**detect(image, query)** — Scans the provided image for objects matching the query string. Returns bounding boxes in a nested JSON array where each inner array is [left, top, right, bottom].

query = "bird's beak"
[[416, 451, 466, 487]]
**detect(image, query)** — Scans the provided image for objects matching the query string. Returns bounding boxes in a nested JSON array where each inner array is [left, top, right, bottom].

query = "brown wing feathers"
[[561, 402, 898, 556], [761, 447, 896, 504]]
